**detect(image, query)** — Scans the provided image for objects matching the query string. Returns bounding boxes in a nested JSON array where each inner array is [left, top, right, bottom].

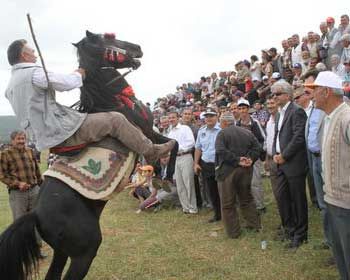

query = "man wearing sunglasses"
[[293, 87, 313, 116], [293, 84, 320, 210], [303, 71, 330, 256], [271, 80, 308, 249]]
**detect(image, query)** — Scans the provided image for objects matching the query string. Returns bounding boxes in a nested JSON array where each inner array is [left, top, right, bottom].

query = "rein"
[[105, 68, 133, 87]]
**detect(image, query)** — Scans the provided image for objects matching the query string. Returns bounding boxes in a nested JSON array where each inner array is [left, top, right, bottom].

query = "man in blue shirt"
[[304, 72, 330, 251], [194, 108, 221, 222]]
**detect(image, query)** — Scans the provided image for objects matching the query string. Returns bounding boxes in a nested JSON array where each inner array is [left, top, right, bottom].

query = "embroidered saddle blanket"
[[44, 146, 136, 201]]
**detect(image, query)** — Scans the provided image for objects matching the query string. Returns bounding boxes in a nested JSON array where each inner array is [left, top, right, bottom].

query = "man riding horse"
[[5, 38, 175, 165], [0, 32, 178, 280]]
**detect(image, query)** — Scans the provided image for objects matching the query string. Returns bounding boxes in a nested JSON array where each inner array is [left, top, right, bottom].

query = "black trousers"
[[276, 167, 308, 241], [201, 160, 221, 219], [194, 174, 203, 208]]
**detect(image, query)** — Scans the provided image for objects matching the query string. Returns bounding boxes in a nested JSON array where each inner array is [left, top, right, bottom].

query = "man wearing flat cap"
[[215, 112, 262, 238], [308, 71, 350, 280], [194, 108, 221, 222]]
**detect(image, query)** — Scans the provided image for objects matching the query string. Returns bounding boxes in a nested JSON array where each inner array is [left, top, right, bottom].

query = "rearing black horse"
[[75, 31, 178, 180], [0, 31, 177, 280]]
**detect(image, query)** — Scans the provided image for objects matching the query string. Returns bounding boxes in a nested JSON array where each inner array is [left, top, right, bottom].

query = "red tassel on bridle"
[[113, 86, 149, 121], [104, 33, 116, 40], [114, 86, 135, 109]]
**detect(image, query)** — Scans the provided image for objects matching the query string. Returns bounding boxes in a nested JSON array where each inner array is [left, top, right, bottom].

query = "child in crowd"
[[126, 164, 159, 213], [138, 165, 160, 212]]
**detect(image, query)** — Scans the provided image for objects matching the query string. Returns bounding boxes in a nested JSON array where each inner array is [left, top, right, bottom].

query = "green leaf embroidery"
[[82, 158, 101, 175]]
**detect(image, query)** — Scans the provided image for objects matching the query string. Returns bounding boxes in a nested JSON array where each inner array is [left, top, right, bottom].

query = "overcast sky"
[[0, 0, 348, 115]]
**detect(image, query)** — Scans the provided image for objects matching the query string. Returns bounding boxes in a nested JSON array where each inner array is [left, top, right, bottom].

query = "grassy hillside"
[[0, 115, 20, 143]]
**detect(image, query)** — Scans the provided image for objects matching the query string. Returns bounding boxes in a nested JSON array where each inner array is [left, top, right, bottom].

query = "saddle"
[[44, 137, 137, 200]]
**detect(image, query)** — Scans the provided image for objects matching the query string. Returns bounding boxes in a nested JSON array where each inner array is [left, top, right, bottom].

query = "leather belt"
[[8, 184, 38, 192], [50, 143, 87, 155], [177, 151, 192, 157]]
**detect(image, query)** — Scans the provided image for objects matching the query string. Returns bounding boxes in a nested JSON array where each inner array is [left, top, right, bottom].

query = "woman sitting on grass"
[[126, 164, 160, 213]]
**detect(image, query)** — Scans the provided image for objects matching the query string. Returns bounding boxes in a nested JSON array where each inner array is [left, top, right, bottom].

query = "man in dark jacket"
[[271, 80, 308, 249], [236, 99, 266, 212], [215, 112, 262, 238]]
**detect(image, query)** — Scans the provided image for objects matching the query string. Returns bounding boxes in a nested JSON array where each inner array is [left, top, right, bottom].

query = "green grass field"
[[0, 158, 339, 279]]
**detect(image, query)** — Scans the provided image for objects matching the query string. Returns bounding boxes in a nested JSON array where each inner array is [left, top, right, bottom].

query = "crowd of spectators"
[[126, 14, 350, 280], [152, 15, 350, 122]]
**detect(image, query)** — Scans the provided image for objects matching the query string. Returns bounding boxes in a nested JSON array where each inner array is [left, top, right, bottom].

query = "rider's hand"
[[75, 68, 86, 80]]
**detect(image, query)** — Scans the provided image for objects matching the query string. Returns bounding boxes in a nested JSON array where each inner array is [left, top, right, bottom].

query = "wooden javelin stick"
[[26, 13, 54, 94]]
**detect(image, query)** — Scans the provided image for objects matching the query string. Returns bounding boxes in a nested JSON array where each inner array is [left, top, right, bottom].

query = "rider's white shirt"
[[32, 68, 83, 91]]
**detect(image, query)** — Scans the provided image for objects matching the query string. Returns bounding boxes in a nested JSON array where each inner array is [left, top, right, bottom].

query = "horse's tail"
[[0, 212, 40, 280]]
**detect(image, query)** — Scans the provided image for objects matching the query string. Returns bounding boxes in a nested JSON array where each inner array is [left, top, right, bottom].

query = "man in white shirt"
[[264, 95, 278, 209], [340, 34, 350, 64], [250, 55, 262, 81], [168, 111, 198, 214], [291, 34, 303, 65], [327, 17, 338, 45], [5, 39, 175, 163], [331, 54, 346, 78], [330, 15, 350, 57], [307, 32, 319, 59]]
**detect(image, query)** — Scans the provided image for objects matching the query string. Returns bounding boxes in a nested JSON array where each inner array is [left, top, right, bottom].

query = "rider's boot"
[[143, 140, 176, 164]]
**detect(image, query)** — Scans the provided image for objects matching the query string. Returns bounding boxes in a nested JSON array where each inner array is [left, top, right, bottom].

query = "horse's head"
[[74, 30, 143, 71]]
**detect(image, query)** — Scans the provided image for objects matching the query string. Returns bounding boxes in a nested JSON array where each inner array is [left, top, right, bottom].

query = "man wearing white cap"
[[256, 75, 271, 102], [236, 99, 266, 212], [309, 71, 350, 280], [194, 108, 221, 222], [271, 72, 281, 82]]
